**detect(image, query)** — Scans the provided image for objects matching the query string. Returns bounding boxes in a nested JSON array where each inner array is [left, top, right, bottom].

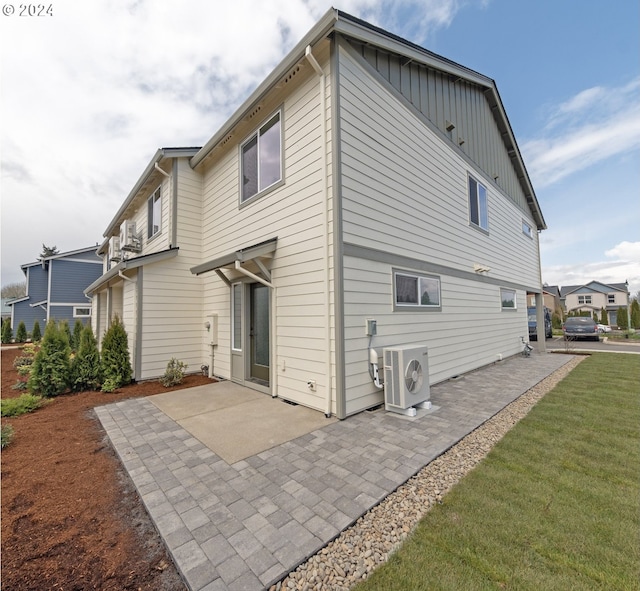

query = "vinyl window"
[[394, 270, 441, 310], [578, 295, 592, 305], [501, 288, 516, 309], [522, 220, 533, 238], [147, 186, 162, 238], [468, 175, 489, 231], [241, 111, 282, 203], [607, 294, 616, 304], [73, 306, 91, 318]]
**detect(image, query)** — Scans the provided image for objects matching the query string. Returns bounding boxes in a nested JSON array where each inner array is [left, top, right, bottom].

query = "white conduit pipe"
[[305, 45, 333, 418]]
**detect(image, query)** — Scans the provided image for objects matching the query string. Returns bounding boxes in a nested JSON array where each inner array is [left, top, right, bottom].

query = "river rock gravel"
[[271, 355, 583, 591]]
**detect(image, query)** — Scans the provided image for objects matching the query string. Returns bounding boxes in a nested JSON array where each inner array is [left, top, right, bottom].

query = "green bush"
[[617, 307, 629, 330], [28, 320, 71, 397], [2, 318, 13, 344], [59, 320, 72, 347], [600, 307, 609, 325], [1, 393, 45, 417], [631, 300, 640, 330], [31, 320, 42, 342], [100, 316, 132, 392], [1, 425, 15, 449], [160, 358, 188, 387], [15, 321, 27, 343], [72, 319, 84, 352], [71, 325, 101, 392]]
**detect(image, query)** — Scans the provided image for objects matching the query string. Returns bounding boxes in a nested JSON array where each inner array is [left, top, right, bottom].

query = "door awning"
[[190, 238, 277, 284]]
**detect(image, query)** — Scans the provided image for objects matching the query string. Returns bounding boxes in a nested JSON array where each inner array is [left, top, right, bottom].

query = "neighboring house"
[[527, 287, 561, 316], [8, 246, 102, 334], [561, 281, 630, 326], [86, 10, 546, 419], [1, 298, 13, 322]]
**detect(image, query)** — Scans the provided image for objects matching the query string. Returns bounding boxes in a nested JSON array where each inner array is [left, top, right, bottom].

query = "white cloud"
[[543, 241, 640, 296], [522, 78, 640, 188]]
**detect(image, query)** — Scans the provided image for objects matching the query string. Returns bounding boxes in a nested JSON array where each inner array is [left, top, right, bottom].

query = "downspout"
[[233, 261, 278, 397], [118, 270, 136, 283], [154, 162, 170, 177], [306, 44, 333, 418]]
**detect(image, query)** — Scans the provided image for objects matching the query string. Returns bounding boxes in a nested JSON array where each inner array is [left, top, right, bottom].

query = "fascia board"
[[190, 8, 339, 170], [103, 148, 200, 238]]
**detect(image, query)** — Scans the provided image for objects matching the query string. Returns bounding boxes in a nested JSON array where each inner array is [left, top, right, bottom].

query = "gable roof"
[[19, 245, 100, 273], [190, 8, 544, 230], [561, 281, 629, 297]]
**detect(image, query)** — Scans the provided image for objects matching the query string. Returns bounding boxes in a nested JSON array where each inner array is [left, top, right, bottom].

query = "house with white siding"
[[87, 10, 547, 419], [9, 246, 102, 334]]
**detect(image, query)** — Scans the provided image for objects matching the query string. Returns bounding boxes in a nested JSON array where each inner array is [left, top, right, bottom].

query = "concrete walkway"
[[95, 352, 574, 591]]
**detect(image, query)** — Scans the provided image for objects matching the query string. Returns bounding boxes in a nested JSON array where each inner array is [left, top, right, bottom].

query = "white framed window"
[[500, 288, 516, 309], [231, 283, 242, 351], [394, 270, 441, 310], [522, 220, 533, 238], [147, 186, 162, 238], [607, 294, 616, 304], [73, 306, 91, 318], [468, 175, 488, 231], [241, 111, 282, 203], [578, 295, 592, 305]]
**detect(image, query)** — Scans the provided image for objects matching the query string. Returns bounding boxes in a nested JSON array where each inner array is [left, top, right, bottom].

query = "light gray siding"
[[337, 39, 538, 415]]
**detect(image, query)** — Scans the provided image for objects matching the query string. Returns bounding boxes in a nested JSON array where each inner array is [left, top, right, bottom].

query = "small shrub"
[[1, 393, 45, 417], [28, 320, 71, 397], [100, 316, 132, 391], [71, 325, 101, 392], [13, 355, 34, 370], [2, 318, 13, 344], [31, 320, 42, 342], [12, 379, 29, 390], [160, 358, 188, 387], [1, 425, 15, 449], [15, 321, 27, 343], [72, 319, 84, 352]]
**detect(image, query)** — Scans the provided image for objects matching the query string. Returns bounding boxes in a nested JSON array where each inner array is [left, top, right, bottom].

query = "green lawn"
[[354, 353, 640, 591]]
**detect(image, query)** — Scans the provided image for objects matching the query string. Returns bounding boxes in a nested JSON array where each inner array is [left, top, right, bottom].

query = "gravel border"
[[272, 355, 584, 591]]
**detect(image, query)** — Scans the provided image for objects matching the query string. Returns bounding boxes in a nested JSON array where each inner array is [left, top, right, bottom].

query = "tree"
[[71, 325, 101, 392], [28, 320, 71, 397], [592, 311, 599, 323], [100, 316, 132, 392], [1, 318, 12, 344], [616, 307, 629, 330], [40, 244, 59, 258], [72, 319, 84, 352], [1, 281, 26, 299], [31, 320, 42, 342], [15, 321, 27, 343], [59, 320, 72, 347], [600, 307, 609, 326], [631, 299, 640, 330]]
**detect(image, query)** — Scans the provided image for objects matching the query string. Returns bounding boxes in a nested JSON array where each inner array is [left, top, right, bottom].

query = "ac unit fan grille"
[[405, 359, 424, 393]]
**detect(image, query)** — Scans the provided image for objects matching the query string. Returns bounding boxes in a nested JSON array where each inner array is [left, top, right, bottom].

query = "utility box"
[[207, 313, 218, 346]]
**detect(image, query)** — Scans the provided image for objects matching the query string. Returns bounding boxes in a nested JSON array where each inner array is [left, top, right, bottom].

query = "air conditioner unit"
[[383, 345, 431, 416], [119, 220, 141, 253], [108, 236, 121, 264]]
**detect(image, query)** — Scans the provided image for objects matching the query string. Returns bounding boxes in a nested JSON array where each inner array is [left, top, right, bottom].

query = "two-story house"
[[561, 281, 630, 326], [8, 246, 102, 334], [86, 10, 547, 419]]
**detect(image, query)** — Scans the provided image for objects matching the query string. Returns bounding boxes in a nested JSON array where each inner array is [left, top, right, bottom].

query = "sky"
[[1, 0, 639, 296]]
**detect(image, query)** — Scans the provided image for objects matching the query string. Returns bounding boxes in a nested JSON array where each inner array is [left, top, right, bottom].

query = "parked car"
[[563, 317, 599, 341], [597, 324, 612, 333], [527, 307, 553, 340]]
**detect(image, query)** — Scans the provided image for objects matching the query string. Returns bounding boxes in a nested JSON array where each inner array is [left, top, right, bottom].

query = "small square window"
[[522, 220, 533, 238], [501, 288, 516, 309], [607, 294, 615, 304]]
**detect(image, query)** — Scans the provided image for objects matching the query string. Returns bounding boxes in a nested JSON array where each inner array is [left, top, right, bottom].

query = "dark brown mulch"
[[1, 345, 214, 590]]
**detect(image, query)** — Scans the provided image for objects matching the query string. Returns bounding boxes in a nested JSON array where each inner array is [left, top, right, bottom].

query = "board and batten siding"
[[337, 41, 539, 415], [199, 43, 335, 412]]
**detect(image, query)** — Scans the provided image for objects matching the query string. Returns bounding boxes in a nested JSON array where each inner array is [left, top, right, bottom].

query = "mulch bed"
[[1, 345, 215, 591]]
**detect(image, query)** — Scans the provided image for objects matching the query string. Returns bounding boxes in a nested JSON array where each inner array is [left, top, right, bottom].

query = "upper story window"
[[241, 111, 282, 203], [468, 175, 488, 232], [578, 295, 592, 305], [607, 294, 616, 304], [522, 220, 533, 239], [73, 306, 91, 318], [394, 270, 441, 310], [147, 186, 162, 239]]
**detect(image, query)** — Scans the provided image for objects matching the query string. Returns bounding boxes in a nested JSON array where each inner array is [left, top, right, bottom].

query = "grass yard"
[[354, 353, 640, 591]]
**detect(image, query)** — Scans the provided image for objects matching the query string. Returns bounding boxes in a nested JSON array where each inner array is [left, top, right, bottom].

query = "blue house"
[[8, 246, 103, 334]]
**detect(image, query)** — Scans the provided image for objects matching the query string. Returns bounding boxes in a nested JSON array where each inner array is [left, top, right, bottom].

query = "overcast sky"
[[1, 0, 639, 295]]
